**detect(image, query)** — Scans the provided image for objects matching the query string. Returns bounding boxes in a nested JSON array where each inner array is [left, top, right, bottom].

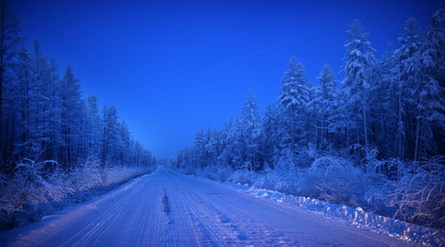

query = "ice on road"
[[0, 169, 418, 246]]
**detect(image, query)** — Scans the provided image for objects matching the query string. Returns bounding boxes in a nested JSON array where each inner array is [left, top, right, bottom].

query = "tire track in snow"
[[169, 174, 299, 246], [162, 172, 236, 246]]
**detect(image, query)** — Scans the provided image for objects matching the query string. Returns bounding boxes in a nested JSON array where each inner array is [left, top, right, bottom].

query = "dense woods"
[[0, 2, 154, 173], [174, 3, 445, 228], [0, 1, 155, 230]]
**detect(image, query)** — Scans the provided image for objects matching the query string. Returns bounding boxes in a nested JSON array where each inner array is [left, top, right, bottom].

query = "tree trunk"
[[0, 0, 6, 164], [363, 105, 368, 149], [397, 89, 404, 160], [414, 118, 420, 162]]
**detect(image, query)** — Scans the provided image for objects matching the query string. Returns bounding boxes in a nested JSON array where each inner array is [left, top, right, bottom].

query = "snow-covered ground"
[[0, 167, 442, 246], [236, 184, 445, 246]]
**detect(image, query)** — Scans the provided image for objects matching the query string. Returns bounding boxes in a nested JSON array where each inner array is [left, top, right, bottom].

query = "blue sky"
[[11, 0, 439, 158]]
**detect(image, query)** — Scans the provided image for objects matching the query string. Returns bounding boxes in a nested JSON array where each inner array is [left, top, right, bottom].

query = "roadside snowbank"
[[239, 185, 445, 247], [0, 161, 154, 232]]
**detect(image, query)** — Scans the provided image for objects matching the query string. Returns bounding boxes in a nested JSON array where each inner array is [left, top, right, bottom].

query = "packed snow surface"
[[0, 168, 441, 247]]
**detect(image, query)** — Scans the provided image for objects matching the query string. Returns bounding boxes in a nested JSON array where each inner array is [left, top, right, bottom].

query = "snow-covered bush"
[[362, 173, 396, 216], [253, 169, 281, 190], [297, 156, 369, 208], [181, 164, 198, 176], [196, 165, 234, 182], [1, 160, 53, 214], [227, 170, 258, 185], [389, 156, 445, 228], [294, 144, 318, 168], [0, 159, 152, 231], [105, 166, 152, 186], [68, 160, 103, 193]]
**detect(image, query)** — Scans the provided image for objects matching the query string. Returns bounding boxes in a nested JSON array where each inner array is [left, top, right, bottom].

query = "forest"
[[174, 3, 445, 229], [0, 1, 155, 230], [0, 0, 444, 234]]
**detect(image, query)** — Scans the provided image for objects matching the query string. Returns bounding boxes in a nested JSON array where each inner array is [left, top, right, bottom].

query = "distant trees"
[[176, 3, 445, 172], [0, 3, 154, 176]]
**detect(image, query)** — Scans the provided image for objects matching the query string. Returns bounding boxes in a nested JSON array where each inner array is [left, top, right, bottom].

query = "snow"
[[241, 186, 445, 247], [1, 167, 440, 247]]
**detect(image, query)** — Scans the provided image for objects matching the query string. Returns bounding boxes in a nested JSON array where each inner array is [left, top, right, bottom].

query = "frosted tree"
[[329, 92, 350, 148], [261, 105, 280, 167], [60, 65, 82, 169], [278, 57, 310, 113], [423, 0, 445, 88], [343, 19, 376, 148], [13, 44, 34, 159], [0, 0, 21, 167], [217, 119, 239, 169], [193, 128, 211, 168], [392, 18, 423, 160], [414, 2, 445, 160], [376, 43, 398, 158], [117, 121, 131, 165], [315, 64, 338, 151], [102, 105, 119, 167], [239, 92, 263, 170], [278, 57, 310, 150], [32, 40, 61, 161], [85, 95, 102, 160]]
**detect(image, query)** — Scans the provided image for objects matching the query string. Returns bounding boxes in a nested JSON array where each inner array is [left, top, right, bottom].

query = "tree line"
[[0, 1, 155, 176], [176, 3, 444, 172]]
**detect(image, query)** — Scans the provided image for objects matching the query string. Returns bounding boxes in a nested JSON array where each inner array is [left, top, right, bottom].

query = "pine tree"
[[0, 0, 21, 166], [85, 94, 102, 160], [102, 105, 119, 167], [239, 92, 263, 170], [278, 57, 310, 113], [262, 105, 279, 168], [117, 121, 131, 165], [60, 65, 82, 169], [278, 57, 310, 150], [14, 44, 33, 160], [316, 64, 338, 151], [376, 43, 398, 158], [343, 19, 377, 148], [392, 18, 423, 160], [32, 40, 61, 161], [415, 1, 445, 159]]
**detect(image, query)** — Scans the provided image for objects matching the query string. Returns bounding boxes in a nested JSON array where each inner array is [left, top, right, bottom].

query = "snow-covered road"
[[0, 169, 418, 246]]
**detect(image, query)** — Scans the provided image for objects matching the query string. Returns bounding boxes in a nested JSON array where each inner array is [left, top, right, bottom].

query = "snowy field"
[[1, 167, 442, 247]]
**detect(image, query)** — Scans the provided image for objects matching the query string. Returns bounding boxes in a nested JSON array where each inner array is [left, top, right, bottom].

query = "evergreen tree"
[[315, 64, 338, 151], [85, 94, 102, 160], [60, 65, 82, 169], [415, 2, 445, 159], [278, 57, 310, 150], [376, 43, 398, 158], [0, 0, 21, 167], [261, 105, 279, 168], [14, 44, 33, 160], [392, 19, 423, 160], [102, 105, 119, 167], [239, 92, 263, 170], [343, 19, 377, 148]]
